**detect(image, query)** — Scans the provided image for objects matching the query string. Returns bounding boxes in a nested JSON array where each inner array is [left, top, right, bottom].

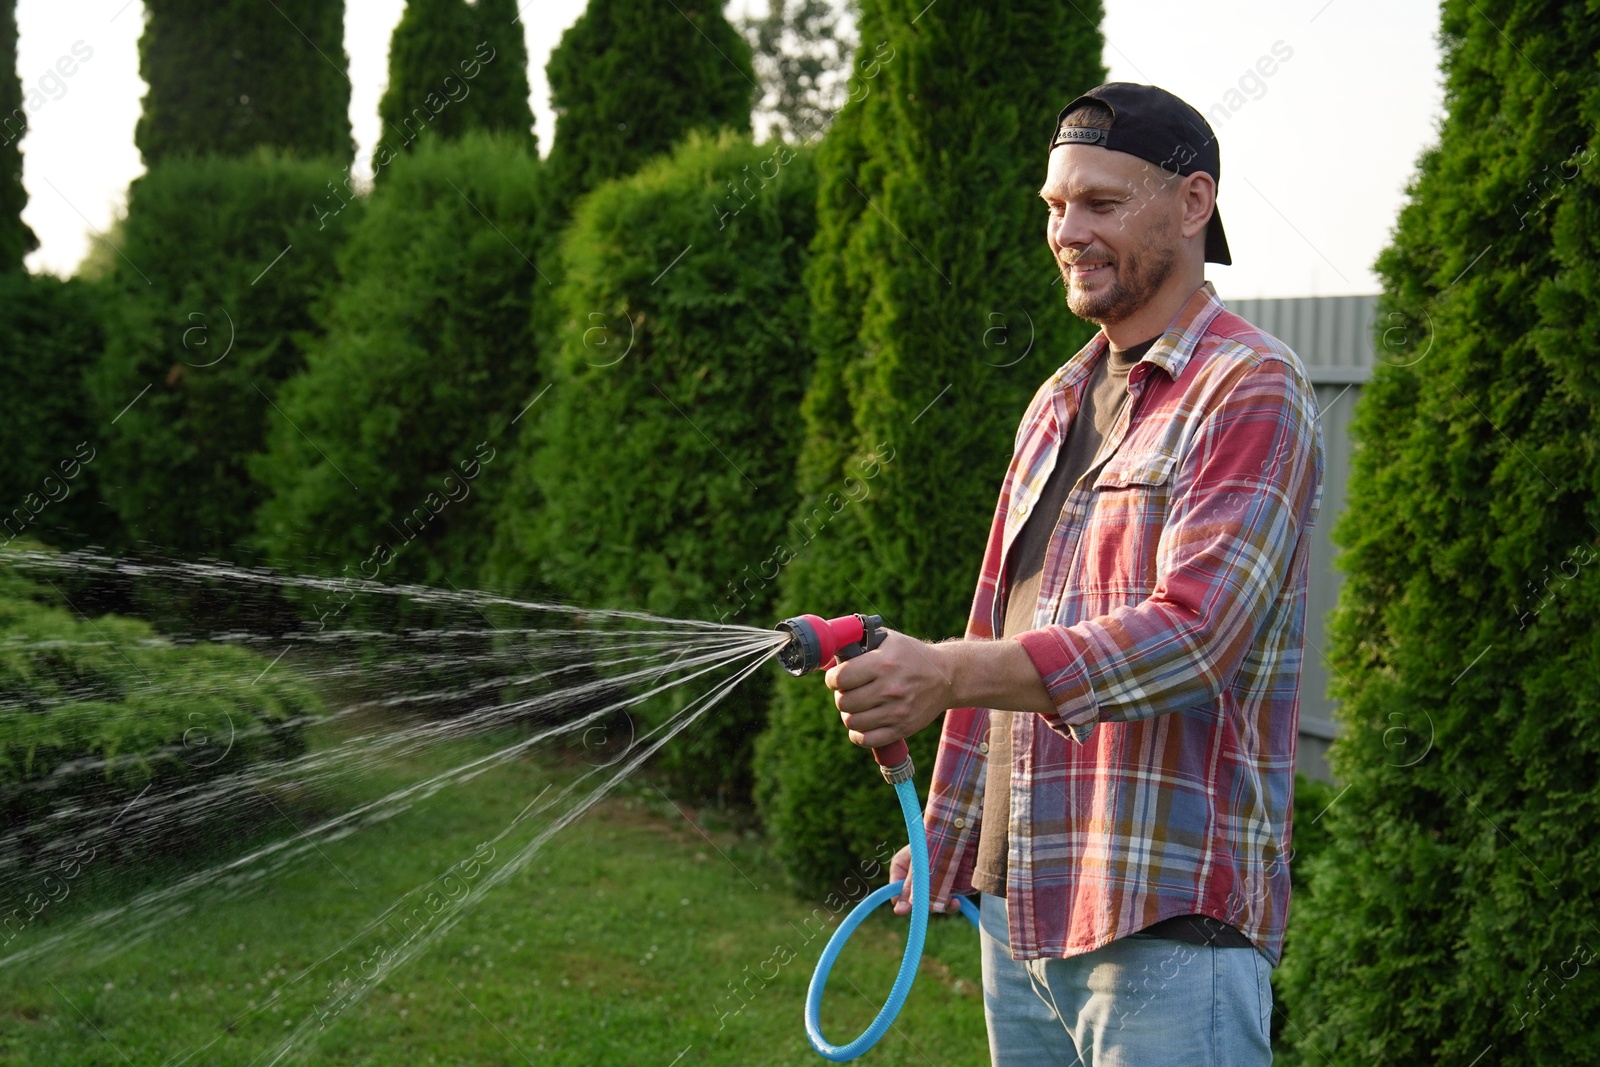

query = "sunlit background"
[[17, 0, 1441, 296]]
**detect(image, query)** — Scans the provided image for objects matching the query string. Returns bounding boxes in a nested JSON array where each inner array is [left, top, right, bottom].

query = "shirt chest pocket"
[[1080, 448, 1180, 597], [1092, 448, 1179, 490]]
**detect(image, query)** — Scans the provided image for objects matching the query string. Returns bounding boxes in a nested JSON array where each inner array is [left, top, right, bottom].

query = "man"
[[823, 82, 1325, 1064]]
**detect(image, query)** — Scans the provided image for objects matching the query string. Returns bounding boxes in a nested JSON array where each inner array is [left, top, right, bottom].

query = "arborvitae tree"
[[375, 0, 535, 164], [135, 0, 352, 164], [87, 153, 356, 560], [253, 133, 542, 598], [467, 0, 535, 141], [483, 130, 817, 801], [755, 0, 1105, 894], [0, 0, 35, 271], [0, 274, 114, 551], [496, 0, 760, 618], [1277, 3, 1600, 1063], [540, 0, 755, 219]]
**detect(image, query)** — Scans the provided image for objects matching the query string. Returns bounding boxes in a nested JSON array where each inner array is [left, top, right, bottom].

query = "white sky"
[[16, 0, 1442, 299]]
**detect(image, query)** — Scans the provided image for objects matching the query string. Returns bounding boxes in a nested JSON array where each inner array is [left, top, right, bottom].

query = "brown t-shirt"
[[971, 335, 1149, 895]]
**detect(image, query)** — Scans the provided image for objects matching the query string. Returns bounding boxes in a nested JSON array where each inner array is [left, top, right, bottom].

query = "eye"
[[1092, 199, 1117, 212]]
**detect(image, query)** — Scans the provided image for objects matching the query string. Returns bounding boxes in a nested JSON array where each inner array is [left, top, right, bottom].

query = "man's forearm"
[[933, 636, 1056, 714]]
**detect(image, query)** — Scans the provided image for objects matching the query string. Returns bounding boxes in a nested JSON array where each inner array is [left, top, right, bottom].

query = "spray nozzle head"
[[775, 613, 912, 782], [774, 613, 883, 676]]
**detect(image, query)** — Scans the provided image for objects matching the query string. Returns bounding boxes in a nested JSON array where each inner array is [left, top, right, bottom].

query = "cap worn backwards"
[[1048, 81, 1232, 265]]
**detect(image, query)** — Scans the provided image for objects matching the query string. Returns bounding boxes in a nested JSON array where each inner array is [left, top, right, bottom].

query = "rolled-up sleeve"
[[1014, 355, 1323, 742]]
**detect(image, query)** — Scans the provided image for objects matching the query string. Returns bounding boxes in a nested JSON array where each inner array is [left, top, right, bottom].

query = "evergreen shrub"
[[485, 131, 817, 801], [135, 0, 352, 164], [1278, 3, 1600, 1062], [253, 133, 543, 601], [756, 0, 1106, 893], [0, 274, 114, 551], [89, 153, 358, 562]]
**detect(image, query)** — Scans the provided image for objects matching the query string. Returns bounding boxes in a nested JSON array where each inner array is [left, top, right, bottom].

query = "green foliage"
[[88, 152, 357, 560], [1286, 773, 1336, 894], [1276, 3, 1600, 1063], [0, 274, 117, 551], [0, 545, 316, 842], [253, 134, 542, 600], [756, 0, 1105, 894], [528, 0, 759, 469], [1267, 772, 1337, 1050], [541, 0, 756, 219], [135, 0, 352, 165], [0, 1, 37, 271], [375, 0, 535, 166], [484, 131, 817, 801]]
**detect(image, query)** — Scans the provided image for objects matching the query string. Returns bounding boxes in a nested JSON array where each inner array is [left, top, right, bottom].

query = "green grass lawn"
[[0, 717, 988, 1066]]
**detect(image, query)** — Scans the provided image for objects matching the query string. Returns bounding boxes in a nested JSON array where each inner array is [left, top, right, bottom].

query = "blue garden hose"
[[771, 611, 982, 1061], [803, 776, 982, 1061]]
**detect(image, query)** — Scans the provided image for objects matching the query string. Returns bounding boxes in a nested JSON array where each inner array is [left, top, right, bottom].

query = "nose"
[[1048, 204, 1097, 260]]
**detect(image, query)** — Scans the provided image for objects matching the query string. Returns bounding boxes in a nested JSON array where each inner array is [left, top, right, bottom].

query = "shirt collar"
[[1051, 280, 1226, 394]]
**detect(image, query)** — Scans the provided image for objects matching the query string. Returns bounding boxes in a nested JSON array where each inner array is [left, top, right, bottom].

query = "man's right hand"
[[889, 844, 963, 916]]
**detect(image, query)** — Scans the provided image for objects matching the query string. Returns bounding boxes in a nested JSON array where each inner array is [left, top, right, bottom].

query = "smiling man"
[[824, 83, 1325, 1064]]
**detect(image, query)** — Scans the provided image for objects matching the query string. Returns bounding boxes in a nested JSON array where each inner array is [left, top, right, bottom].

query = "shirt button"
[[978, 742, 989, 754], [954, 818, 966, 829], [1016, 501, 1029, 516]]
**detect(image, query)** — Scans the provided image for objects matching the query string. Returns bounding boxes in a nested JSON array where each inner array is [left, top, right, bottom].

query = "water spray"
[[774, 612, 980, 1062], [0, 543, 979, 1061]]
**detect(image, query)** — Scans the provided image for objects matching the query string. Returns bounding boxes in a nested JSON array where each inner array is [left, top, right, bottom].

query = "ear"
[[1179, 172, 1217, 242]]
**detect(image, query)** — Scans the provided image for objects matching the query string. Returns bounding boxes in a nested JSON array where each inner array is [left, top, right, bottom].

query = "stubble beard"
[[1063, 215, 1179, 325]]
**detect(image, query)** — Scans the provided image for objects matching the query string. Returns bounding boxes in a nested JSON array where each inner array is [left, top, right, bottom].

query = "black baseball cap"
[[1048, 82, 1232, 265]]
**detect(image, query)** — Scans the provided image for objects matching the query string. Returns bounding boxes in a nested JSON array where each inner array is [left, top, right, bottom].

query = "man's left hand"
[[824, 630, 953, 748]]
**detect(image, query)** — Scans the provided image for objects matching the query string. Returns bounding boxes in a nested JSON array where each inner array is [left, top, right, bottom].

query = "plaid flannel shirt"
[[924, 281, 1324, 966]]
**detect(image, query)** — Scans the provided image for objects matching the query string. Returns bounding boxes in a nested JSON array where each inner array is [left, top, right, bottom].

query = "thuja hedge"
[[755, 0, 1105, 894], [530, 0, 761, 457], [135, 0, 352, 165], [253, 133, 544, 608], [88, 152, 357, 561], [0, 273, 114, 552], [1276, 2, 1600, 1063], [483, 131, 817, 801], [376, 0, 534, 163], [540, 0, 755, 219]]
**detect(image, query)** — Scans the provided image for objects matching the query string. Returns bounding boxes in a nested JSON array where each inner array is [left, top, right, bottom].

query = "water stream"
[[0, 547, 791, 1063]]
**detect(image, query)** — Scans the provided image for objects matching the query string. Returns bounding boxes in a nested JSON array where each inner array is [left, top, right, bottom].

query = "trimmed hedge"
[[376, 0, 535, 164], [252, 133, 542, 601], [0, 273, 116, 552], [527, 0, 761, 500], [755, 0, 1105, 894], [1276, 3, 1600, 1063], [483, 131, 817, 801], [134, 0, 352, 165], [87, 152, 358, 562], [541, 0, 755, 218]]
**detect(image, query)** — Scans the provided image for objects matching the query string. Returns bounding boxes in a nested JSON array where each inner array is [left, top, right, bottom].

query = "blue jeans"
[[979, 892, 1273, 1066]]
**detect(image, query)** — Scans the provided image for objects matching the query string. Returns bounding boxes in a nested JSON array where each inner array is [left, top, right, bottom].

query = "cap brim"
[[1205, 204, 1232, 265]]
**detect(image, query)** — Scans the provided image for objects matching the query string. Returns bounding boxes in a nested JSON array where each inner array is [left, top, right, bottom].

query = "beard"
[[1062, 215, 1179, 324]]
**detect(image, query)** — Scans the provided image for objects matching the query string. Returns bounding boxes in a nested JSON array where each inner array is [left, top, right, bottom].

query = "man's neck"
[[1102, 265, 1207, 349]]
